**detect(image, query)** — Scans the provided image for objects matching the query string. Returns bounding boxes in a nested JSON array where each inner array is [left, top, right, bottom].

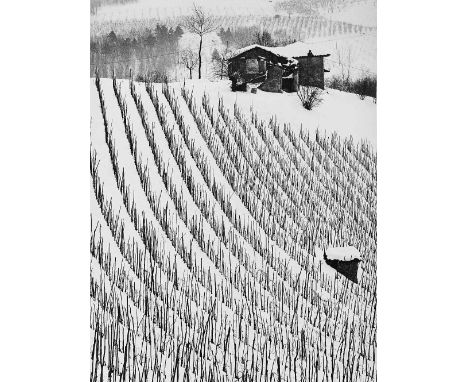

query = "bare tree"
[[183, 4, 218, 79], [336, 46, 353, 87], [180, 48, 199, 79], [274, 0, 297, 18], [255, 30, 274, 46], [211, 45, 232, 80]]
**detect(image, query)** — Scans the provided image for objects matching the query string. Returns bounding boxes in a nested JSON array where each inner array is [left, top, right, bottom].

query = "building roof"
[[229, 42, 330, 64], [325, 246, 361, 261], [229, 44, 298, 65]]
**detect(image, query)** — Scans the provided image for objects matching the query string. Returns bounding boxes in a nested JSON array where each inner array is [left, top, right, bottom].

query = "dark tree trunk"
[[198, 36, 203, 79]]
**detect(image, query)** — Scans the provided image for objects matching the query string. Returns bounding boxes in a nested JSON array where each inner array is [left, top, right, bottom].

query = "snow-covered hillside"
[[90, 76, 377, 381], [181, 79, 376, 146], [93, 0, 377, 26], [320, 0, 377, 28], [92, 0, 279, 20]]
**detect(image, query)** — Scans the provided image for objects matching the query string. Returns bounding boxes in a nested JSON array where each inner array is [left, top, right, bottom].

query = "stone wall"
[[296, 56, 325, 89]]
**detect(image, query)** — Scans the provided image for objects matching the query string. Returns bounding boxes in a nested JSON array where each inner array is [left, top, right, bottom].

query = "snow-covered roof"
[[230, 44, 298, 65], [230, 42, 330, 65], [274, 41, 330, 58], [325, 246, 361, 261]]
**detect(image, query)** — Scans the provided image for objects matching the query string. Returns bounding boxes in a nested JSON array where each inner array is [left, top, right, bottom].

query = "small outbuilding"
[[227, 43, 330, 93], [324, 246, 361, 283]]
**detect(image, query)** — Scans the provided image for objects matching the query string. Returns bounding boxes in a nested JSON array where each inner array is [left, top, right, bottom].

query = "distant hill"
[[91, 0, 377, 27]]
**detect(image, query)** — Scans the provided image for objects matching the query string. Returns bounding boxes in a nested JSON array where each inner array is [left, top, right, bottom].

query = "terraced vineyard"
[[90, 75, 377, 381], [90, 14, 376, 41]]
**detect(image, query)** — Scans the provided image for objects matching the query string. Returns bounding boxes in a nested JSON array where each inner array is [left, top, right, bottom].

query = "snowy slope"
[[93, 0, 377, 26], [320, 0, 377, 28], [90, 76, 377, 381], [182, 79, 376, 147], [92, 0, 279, 20]]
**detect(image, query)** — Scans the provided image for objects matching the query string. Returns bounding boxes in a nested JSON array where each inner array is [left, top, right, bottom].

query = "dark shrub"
[[352, 76, 377, 99], [135, 70, 168, 83], [326, 74, 377, 100], [297, 86, 323, 110]]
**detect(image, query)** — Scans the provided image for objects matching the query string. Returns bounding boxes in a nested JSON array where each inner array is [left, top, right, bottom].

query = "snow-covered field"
[[92, 0, 278, 20], [320, 0, 377, 28], [91, 0, 377, 44], [182, 79, 376, 146], [93, 0, 377, 26], [90, 76, 377, 381]]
